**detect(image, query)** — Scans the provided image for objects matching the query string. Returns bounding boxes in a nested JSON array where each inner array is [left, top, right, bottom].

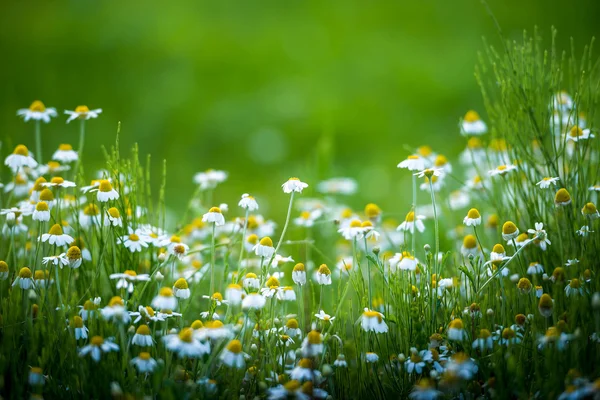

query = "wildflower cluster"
[[0, 32, 599, 399]]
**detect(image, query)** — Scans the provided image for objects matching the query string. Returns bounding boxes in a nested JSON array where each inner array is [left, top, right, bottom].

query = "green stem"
[[236, 208, 250, 279], [75, 120, 86, 182], [412, 174, 417, 255], [35, 120, 42, 164], [209, 222, 216, 295]]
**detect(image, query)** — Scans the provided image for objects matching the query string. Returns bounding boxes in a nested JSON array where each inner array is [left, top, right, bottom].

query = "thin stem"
[[236, 208, 250, 278], [35, 120, 42, 164], [412, 174, 417, 255], [209, 222, 216, 294], [429, 180, 440, 328], [75, 120, 86, 182], [273, 192, 295, 257]]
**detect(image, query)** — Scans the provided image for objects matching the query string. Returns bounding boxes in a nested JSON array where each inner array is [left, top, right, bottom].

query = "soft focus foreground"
[[1, 32, 600, 399]]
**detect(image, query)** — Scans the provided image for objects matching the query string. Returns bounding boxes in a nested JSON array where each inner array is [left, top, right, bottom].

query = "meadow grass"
[[0, 30, 599, 399]]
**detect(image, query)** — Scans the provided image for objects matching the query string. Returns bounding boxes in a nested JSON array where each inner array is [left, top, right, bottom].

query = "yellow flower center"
[[36, 202, 49, 212], [570, 279, 581, 289], [317, 264, 331, 275], [58, 144, 73, 151], [492, 244, 505, 254], [502, 221, 517, 235], [569, 126, 583, 137], [539, 294, 553, 308], [517, 278, 532, 291], [245, 273, 258, 279], [208, 206, 221, 214], [108, 296, 124, 307], [582, 202, 598, 215], [417, 145, 433, 157], [407, 155, 419, 160], [91, 336, 104, 346], [174, 278, 188, 290], [463, 235, 477, 249], [48, 224, 63, 236], [307, 331, 321, 344], [159, 287, 173, 297], [14, 144, 29, 156], [464, 110, 480, 122], [265, 276, 280, 288], [555, 188, 571, 204], [405, 211, 415, 222], [502, 328, 516, 339], [300, 211, 311, 219], [449, 318, 464, 330], [191, 320, 204, 329], [293, 263, 305, 272], [434, 155, 448, 167], [479, 329, 491, 339], [179, 327, 194, 343], [467, 208, 480, 219], [365, 203, 381, 218], [139, 352, 151, 360], [67, 246, 81, 259], [226, 339, 242, 353], [246, 234, 258, 244], [286, 318, 299, 329], [349, 219, 362, 228], [98, 180, 113, 192], [29, 100, 46, 112], [467, 137, 482, 149], [212, 292, 223, 302], [71, 316, 84, 328], [0, 261, 8, 272], [84, 204, 100, 216], [136, 325, 151, 335], [75, 105, 90, 114], [259, 237, 273, 247]]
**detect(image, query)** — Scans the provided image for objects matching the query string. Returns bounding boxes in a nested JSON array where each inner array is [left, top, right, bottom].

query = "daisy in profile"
[[496, 327, 522, 346], [414, 168, 443, 179], [488, 164, 517, 177], [447, 318, 466, 341], [40, 224, 74, 247], [119, 229, 149, 253], [89, 180, 119, 202], [152, 287, 178, 310], [79, 336, 119, 362], [397, 155, 425, 171], [566, 125, 594, 142], [225, 283, 243, 305], [527, 262, 544, 275], [238, 193, 259, 211], [43, 176, 76, 189], [528, 222, 551, 249], [42, 254, 69, 268], [0, 261, 8, 280], [565, 279, 584, 297], [202, 207, 225, 226], [164, 328, 211, 358], [67, 246, 83, 268], [282, 177, 308, 193], [193, 169, 228, 190], [65, 105, 102, 123], [398, 252, 418, 271], [242, 273, 260, 291], [261, 276, 281, 298], [17, 100, 57, 123], [301, 331, 324, 356], [253, 236, 275, 258], [131, 352, 158, 373], [501, 221, 519, 241], [472, 329, 493, 351], [463, 208, 481, 226], [242, 293, 266, 311], [460, 110, 487, 136], [13, 267, 34, 289], [338, 219, 364, 240], [220, 339, 246, 369], [292, 263, 307, 285], [538, 294, 554, 318], [409, 378, 442, 400], [109, 270, 150, 293], [70, 316, 89, 340], [173, 278, 191, 299], [582, 202, 600, 219], [52, 144, 78, 163], [5, 145, 37, 173], [405, 349, 428, 374], [105, 207, 123, 227], [132, 325, 154, 346], [101, 296, 131, 324], [554, 188, 572, 206], [536, 177, 559, 189], [315, 264, 332, 285], [32, 201, 51, 222], [397, 211, 426, 233], [361, 308, 388, 333]]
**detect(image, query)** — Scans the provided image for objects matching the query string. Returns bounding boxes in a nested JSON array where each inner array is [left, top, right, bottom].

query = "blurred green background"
[[1, 0, 598, 219]]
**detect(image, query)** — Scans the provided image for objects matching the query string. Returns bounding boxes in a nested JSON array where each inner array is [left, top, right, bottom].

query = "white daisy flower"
[[193, 169, 228, 190], [397, 211, 426, 233], [220, 340, 246, 369], [119, 229, 149, 253], [447, 319, 466, 341], [5, 145, 37, 173], [528, 222, 551, 248], [315, 264, 332, 285], [131, 325, 154, 346], [43, 176, 76, 188], [70, 316, 89, 340], [52, 144, 78, 163], [202, 207, 225, 226], [413, 168, 443, 179], [460, 110, 487, 135], [314, 310, 335, 324], [65, 105, 102, 123], [101, 296, 131, 324], [361, 308, 388, 333], [40, 224, 74, 247], [173, 278, 191, 299], [536, 177, 559, 189], [282, 177, 308, 194], [12, 267, 35, 289], [238, 193, 259, 211], [79, 336, 119, 362], [32, 201, 51, 222], [130, 352, 158, 373], [242, 273, 261, 291], [463, 208, 482, 226], [90, 180, 119, 202], [42, 254, 69, 268], [566, 126, 594, 142], [17, 100, 57, 123], [397, 154, 425, 171], [337, 219, 364, 240], [152, 288, 178, 310], [253, 236, 275, 258], [242, 293, 266, 310], [488, 164, 517, 177]]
